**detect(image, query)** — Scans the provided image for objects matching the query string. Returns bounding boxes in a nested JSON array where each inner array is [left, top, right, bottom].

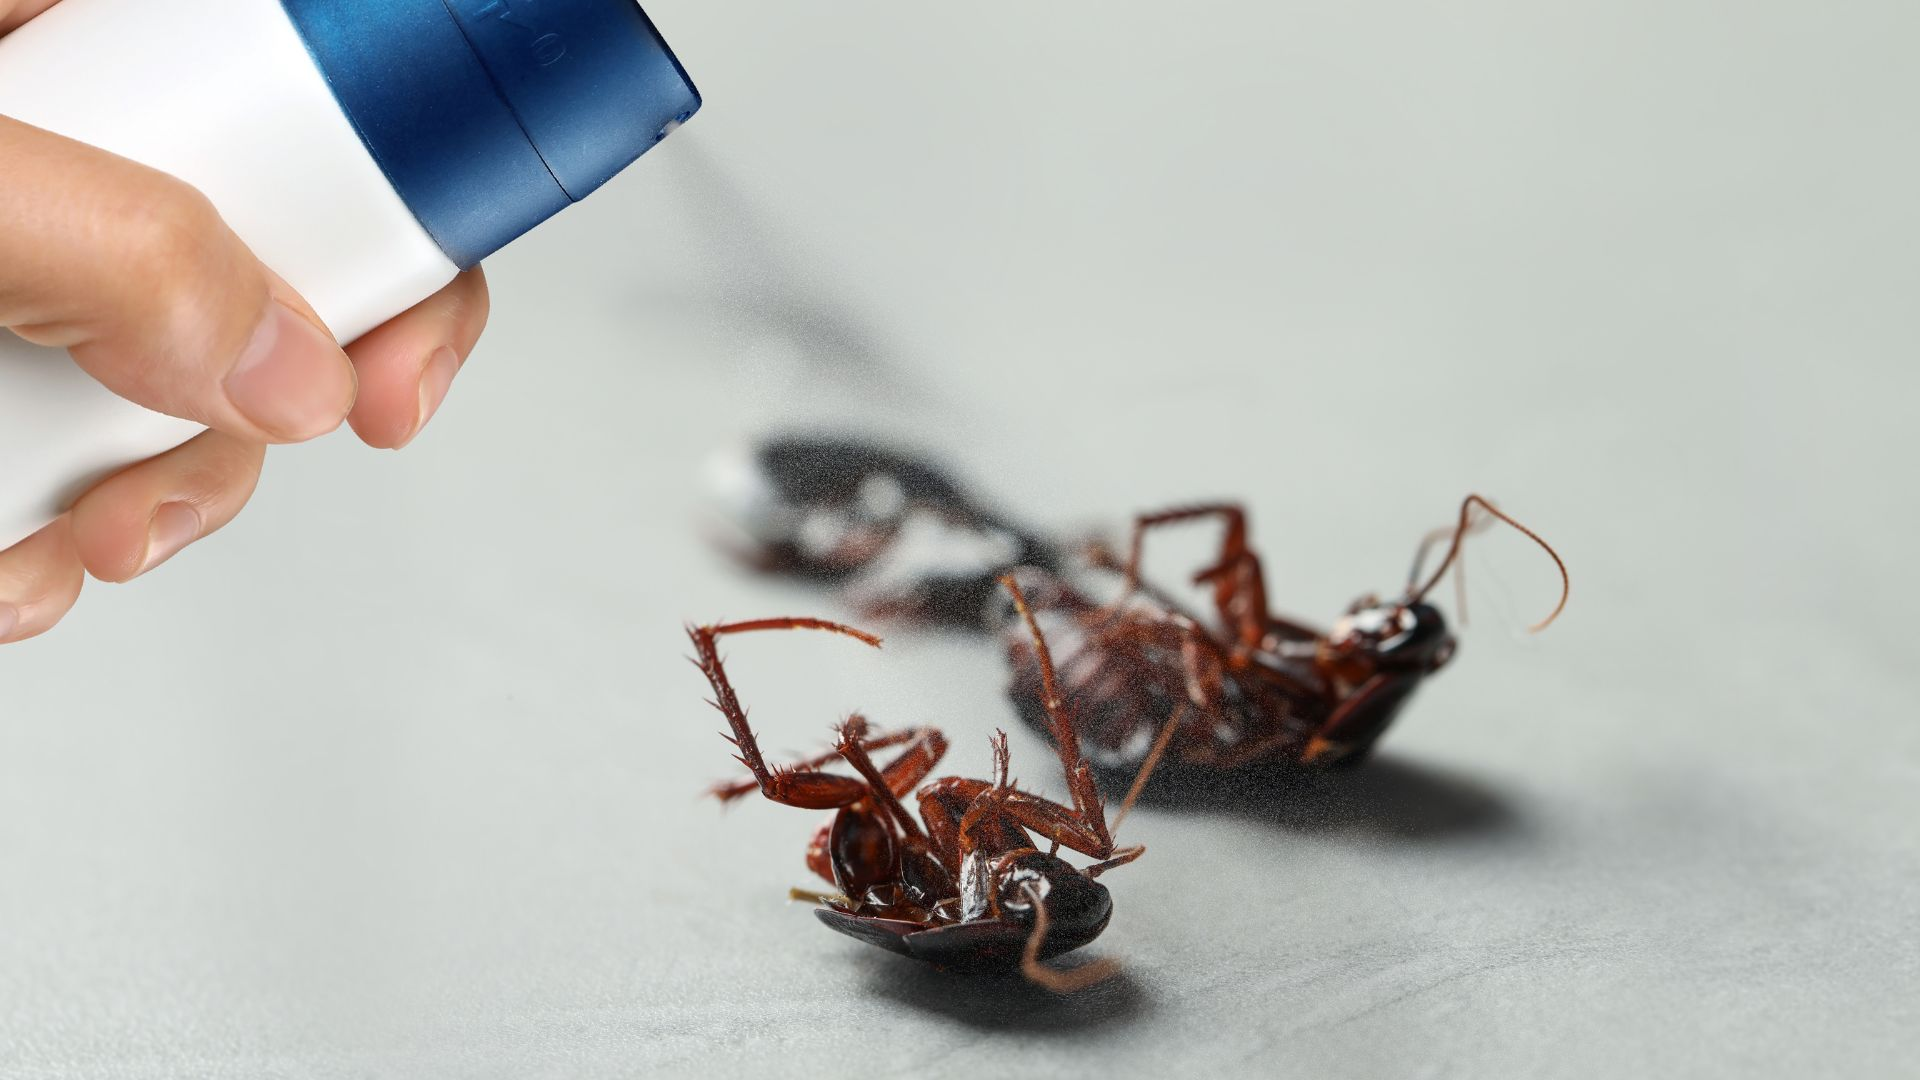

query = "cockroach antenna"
[[1408, 495, 1569, 633]]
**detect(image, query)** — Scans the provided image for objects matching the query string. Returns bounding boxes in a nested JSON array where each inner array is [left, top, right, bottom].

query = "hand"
[[0, 4, 490, 644]]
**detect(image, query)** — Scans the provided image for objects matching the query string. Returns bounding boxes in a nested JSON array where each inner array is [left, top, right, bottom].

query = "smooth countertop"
[[2, 2, 1914, 1076]]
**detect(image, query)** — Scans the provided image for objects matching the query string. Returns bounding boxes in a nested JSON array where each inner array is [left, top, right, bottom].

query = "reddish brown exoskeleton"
[[690, 576, 1167, 991], [1001, 495, 1569, 786]]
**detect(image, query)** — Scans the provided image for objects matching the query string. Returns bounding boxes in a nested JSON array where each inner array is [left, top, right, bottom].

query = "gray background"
[[2, 1, 1915, 1076]]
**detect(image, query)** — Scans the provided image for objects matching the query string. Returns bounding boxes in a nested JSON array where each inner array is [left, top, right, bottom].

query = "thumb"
[[0, 115, 356, 443]]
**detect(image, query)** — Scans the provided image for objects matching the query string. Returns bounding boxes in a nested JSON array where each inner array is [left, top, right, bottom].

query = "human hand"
[[0, 3, 490, 644]]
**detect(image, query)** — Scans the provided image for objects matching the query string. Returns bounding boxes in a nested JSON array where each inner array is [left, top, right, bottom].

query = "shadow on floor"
[[1125, 754, 1522, 844], [862, 955, 1151, 1033]]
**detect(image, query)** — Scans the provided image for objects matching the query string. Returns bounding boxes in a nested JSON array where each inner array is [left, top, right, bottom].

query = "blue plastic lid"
[[281, 0, 701, 269]]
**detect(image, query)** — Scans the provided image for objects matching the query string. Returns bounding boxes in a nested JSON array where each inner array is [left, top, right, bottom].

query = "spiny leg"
[[947, 754, 1122, 870], [962, 791, 1114, 862], [1113, 504, 1248, 600], [964, 707, 1183, 879], [1082, 846, 1147, 880], [708, 719, 948, 803], [1103, 504, 1279, 650], [987, 728, 1011, 789], [1067, 705, 1180, 879], [688, 617, 883, 809], [833, 722, 942, 838], [708, 716, 895, 801], [832, 722, 963, 906], [919, 776, 1026, 873], [1191, 547, 1332, 648], [1000, 575, 1113, 856], [877, 726, 950, 799], [1192, 550, 1271, 650], [918, 731, 1029, 891]]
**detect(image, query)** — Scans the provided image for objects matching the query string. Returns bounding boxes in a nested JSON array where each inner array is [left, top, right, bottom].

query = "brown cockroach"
[[1001, 495, 1568, 786], [690, 575, 1169, 991]]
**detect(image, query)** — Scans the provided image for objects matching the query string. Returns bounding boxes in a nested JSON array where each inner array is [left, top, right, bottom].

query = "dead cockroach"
[[1000, 495, 1569, 786], [689, 575, 1166, 991], [702, 435, 1057, 627]]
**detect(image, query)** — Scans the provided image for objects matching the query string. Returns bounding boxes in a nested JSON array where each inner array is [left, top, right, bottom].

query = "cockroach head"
[[1329, 595, 1457, 673], [994, 852, 1113, 940]]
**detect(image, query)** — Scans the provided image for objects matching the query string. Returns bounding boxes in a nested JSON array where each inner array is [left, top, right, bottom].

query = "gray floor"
[[3, 2, 1916, 1077]]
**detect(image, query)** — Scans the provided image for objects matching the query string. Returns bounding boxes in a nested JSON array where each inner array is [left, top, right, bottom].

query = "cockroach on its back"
[[1001, 496, 1569, 786], [689, 576, 1167, 991], [703, 435, 1058, 627], [697, 438, 1568, 789]]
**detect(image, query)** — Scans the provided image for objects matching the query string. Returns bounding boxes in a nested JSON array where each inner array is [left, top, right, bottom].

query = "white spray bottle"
[[0, 0, 700, 550]]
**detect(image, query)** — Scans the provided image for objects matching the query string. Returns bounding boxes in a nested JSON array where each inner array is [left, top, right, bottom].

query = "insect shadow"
[[1137, 753, 1522, 845], [859, 953, 1152, 1034]]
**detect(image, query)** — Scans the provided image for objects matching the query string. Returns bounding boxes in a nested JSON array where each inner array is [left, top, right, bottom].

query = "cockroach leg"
[[1301, 672, 1407, 765], [707, 717, 937, 802], [1004, 493, 1568, 788], [963, 791, 1113, 860], [918, 776, 1015, 872], [1101, 506, 1277, 650], [695, 581, 1149, 980], [835, 724, 930, 838], [988, 729, 1011, 789], [1083, 845, 1145, 880], [1109, 703, 1184, 835], [1001, 574, 1112, 850], [878, 726, 950, 797], [1113, 504, 1248, 601], [689, 618, 884, 809]]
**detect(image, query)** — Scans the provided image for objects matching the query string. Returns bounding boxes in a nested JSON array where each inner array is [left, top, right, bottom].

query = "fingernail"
[[0, 602, 19, 641], [139, 502, 203, 576], [225, 303, 354, 441], [402, 346, 462, 449]]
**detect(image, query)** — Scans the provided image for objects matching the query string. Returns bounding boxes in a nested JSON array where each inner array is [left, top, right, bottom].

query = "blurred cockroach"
[[1001, 496, 1568, 785], [703, 435, 1058, 627]]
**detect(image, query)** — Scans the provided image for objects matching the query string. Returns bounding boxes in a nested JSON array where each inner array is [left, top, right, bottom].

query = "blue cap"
[[280, 0, 701, 269]]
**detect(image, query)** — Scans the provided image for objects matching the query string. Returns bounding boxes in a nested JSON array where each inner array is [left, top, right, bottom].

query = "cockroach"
[[703, 435, 1057, 627], [1000, 495, 1569, 786], [689, 575, 1168, 991]]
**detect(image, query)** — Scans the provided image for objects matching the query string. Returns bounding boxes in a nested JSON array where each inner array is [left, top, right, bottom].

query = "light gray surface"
[[2, 2, 1916, 1077]]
